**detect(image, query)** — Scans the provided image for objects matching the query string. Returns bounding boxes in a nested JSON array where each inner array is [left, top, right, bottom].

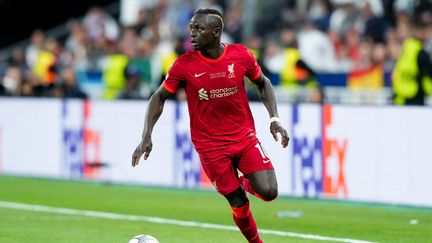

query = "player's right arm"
[[131, 85, 172, 167], [132, 57, 184, 166]]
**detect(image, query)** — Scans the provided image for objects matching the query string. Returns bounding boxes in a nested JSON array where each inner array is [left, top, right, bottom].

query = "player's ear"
[[213, 27, 222, 38]]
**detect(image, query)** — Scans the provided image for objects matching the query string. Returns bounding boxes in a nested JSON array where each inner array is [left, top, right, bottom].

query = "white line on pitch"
[[0, 201, 377, 243]]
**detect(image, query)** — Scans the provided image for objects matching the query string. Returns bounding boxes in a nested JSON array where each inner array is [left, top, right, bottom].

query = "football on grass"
[[128, 234, 159, 243]]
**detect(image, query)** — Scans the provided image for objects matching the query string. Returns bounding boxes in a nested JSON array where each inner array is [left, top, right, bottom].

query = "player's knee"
[[258, 186, 278, 202], [224, 187, 249, 208]]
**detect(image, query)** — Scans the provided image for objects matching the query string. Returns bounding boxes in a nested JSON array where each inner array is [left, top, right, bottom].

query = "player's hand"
[[270, 121, 289, 148], [131, 136, 153, 167]]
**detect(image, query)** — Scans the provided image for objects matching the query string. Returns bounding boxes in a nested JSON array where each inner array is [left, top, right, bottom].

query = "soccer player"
[[132, 9, 289, 243]]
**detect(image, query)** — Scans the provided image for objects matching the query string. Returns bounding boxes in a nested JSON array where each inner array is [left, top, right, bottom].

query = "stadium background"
[[0, 0, 432, 242]]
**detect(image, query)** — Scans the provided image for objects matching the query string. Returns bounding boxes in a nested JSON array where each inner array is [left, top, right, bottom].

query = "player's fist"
[[270, 121, 289, 148]]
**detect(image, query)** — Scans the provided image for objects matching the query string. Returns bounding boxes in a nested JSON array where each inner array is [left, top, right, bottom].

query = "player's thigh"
[[238, 140, 277, 194], [199, 151, 241, 196], [237, 139, 274, 176], [247, 169, 278, 193]]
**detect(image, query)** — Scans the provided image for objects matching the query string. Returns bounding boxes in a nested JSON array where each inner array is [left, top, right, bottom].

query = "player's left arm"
[[252, 73, 289, 148]]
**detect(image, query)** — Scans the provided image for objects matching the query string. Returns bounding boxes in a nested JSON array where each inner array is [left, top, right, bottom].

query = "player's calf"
[[231, 202, 263, 243], [225, 187, 263, 243]]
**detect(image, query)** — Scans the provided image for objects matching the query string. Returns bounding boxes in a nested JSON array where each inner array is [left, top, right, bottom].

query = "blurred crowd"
[[0, 0, 431, 104]]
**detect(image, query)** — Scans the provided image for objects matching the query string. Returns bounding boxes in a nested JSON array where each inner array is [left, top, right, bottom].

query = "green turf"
[[0, 175, 431, 243]]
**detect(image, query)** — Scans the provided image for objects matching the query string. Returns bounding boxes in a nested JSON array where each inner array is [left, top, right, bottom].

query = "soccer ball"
[[128, 234, 159, 243]]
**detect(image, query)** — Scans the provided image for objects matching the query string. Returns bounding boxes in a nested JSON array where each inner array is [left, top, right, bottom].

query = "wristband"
[[270, 117, 280, 123]]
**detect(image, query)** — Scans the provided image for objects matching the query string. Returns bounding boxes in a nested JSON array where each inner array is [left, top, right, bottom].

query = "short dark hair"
[[195, 8, 223, 18], [195, 8, 224, 30]]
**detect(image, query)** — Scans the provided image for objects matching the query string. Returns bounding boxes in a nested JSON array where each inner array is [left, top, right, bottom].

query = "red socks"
[[231, 202, 263, 243]]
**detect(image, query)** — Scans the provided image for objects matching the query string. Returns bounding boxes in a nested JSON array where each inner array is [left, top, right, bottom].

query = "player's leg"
[[245, 169, 278, 201], [238, 139, 278, 201], [224, 186, 263, 243], [199, 151, 262, 243]]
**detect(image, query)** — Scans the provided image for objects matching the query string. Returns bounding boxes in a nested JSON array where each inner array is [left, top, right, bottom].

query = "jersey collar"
[[198, 43, 227, 63]]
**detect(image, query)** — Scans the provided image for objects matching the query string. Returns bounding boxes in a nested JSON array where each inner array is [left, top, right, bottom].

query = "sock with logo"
[[231, 202, 263, 243]]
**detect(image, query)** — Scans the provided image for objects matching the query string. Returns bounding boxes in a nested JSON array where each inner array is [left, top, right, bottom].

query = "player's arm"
[[251, 74, 289, 148], [132, 85, 172, 166]]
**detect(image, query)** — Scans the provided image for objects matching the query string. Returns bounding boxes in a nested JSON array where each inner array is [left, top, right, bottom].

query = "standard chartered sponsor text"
[[209, 86, 238, 98]]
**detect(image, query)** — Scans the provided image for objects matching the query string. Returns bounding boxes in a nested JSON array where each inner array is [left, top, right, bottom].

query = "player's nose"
[[190, 29, 198, 38]]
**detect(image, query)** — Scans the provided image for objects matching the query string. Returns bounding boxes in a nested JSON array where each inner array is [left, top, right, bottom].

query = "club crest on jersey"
[[198, 88, 208, 100], [228, 63, 235, 78]]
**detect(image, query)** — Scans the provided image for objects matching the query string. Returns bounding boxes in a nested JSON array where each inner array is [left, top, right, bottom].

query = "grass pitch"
[[0, 175, 431, 243]]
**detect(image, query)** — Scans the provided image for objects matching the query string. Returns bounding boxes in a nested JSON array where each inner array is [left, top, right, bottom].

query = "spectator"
[[298, 20, 339, 72], [224, 0, 243, 42], [1, 66, 22, 96], [25, 30, 45, 69], [279, 25, 316, 88], [32, 38, 62, 86], [119, 65, 142, 99], [82, 6, 119, 43], [360, 0, 389, 42], [59, 67, 88, 99], [130, 38, 155, 98], [262, 40, 283, 85], [8, 47, 29, 81], [101, 42, 129, 100], [329, 0, 364, 38], [65, 22, 89, 72], [307, 0, 333, 31], [392, 21, 432, 105]]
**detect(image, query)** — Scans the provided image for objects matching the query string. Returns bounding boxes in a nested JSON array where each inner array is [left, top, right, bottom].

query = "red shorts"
[[198, 136, 274, 195]]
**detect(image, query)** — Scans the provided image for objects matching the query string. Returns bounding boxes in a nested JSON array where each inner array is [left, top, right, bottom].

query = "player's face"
[[189, 15, 216, 51]]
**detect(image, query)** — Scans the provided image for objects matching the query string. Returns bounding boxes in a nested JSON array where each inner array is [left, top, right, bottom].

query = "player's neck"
[[200, 43, 224, 59]]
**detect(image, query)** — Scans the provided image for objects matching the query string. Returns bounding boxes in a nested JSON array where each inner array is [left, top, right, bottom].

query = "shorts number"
[[255, 143, 269, 159]]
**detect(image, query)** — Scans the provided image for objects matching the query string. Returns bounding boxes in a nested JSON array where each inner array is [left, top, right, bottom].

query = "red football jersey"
[[163, 44, 262, 152]]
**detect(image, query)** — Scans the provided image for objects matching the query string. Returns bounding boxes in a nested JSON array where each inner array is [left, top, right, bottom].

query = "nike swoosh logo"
[[194, 72, 206, 77], [263, 159, 271, 164]]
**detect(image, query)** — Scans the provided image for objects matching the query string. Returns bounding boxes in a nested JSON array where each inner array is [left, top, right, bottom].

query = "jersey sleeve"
[[162, 59, 185, 93], [244, 48, 262, 81]]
